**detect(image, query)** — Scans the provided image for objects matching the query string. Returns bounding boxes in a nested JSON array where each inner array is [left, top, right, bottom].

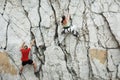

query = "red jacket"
[[20, 48, 31, 61]]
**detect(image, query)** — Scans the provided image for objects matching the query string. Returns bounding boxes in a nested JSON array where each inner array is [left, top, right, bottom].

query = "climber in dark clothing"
[[19, 39, 37, 75]]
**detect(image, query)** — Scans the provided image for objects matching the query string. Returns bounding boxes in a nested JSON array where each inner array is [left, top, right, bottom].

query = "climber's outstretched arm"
[[20, 42, 25, 49], [30, 39, 35, 48], [66, 14, 70, 21]]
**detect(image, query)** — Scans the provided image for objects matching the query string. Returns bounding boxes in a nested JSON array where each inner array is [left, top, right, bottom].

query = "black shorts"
[[63, 26, 70, 29], [22, 59, 33, 66]]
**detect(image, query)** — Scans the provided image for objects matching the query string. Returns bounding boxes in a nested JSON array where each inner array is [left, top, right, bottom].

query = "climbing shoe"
[[73, 34, 78, 37], [61, 30, 65, 34], [34, 71, 39, 76], [19, 71, 22, 75]]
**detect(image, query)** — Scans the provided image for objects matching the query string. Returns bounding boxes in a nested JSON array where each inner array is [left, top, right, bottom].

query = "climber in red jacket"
[[19, 39, 37, 75]]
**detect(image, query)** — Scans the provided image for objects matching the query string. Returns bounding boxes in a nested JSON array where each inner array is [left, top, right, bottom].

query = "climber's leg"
[[72, 30, 78, 37], [67, 27, 71, 32], [70, 25, 79, 37], [61, 29, 65, 34], [19, 60, 28, 75], [32, 62, 37, 72], [19, 66, 24, 75]]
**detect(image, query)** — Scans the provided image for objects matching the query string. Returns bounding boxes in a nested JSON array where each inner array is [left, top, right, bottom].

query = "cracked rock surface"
[[0, 0, 120, 80]]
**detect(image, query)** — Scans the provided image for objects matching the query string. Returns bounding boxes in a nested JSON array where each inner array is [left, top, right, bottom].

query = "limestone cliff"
[[0, 0, 120, 80]]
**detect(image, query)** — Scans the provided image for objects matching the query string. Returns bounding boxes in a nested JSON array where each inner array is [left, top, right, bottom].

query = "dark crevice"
[[38, 0, 45, 44], [37, 0, 46, 79], [49, 0, 58, 41], [38, 0, 41, 23], [20, 0, 32, 29], [21, 0, 33, 43], [2, 0, 7, 16], [30, 31, 35, 40], [4, 19, 10, 50], [37, 0, 46, 52]]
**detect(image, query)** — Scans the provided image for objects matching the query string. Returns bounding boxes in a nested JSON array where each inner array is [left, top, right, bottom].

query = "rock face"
[[0, 0, 120, 80]]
